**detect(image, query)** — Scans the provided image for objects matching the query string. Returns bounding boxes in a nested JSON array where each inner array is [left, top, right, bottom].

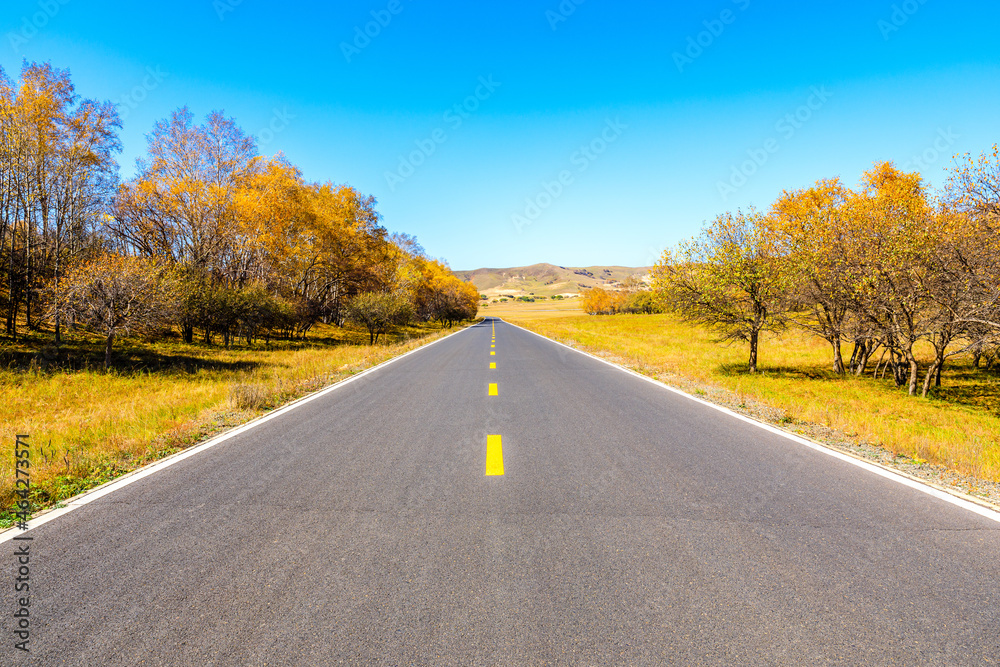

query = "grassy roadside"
[[0, 321, 464, 527], [504, 307, 1000, 495]]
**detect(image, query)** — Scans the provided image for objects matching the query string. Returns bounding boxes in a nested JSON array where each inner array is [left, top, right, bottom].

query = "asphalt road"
[[5, 317, 999, 665]]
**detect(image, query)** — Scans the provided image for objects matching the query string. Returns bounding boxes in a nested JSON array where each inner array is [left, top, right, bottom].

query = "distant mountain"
[[454, 263, 652, 297]]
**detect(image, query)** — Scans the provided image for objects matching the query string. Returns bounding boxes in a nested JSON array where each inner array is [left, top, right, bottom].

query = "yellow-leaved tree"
[[653, 209, 788, 373]]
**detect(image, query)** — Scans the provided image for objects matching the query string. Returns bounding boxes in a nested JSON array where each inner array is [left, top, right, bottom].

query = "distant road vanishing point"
[[6, 317, 999, 665]]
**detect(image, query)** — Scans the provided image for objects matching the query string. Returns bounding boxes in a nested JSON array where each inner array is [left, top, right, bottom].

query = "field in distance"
[[455, 263, 650, 299], [481, 297, 585, 320]]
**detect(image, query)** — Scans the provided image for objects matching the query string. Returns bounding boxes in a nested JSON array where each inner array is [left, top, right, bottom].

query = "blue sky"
[[3, 0, 998, 269]]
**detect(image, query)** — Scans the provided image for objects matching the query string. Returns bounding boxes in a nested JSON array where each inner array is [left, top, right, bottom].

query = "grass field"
[[479, 297, 584, 319], [0, 321, 458, 527], [501, 304, 1000, 486]]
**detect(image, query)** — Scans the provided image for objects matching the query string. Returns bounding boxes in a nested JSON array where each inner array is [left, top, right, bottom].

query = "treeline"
[[583, 277, 664, 315], [647, 156, 1000, 398], [0, 62, 478, 366]]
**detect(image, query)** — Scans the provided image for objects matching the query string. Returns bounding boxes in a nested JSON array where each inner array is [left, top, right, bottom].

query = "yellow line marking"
[[490, 351, 495, 356], [491, 344, 495, 348], [485, 435, 504, 476], [488, 383, 498, 396], [490, 362, 496, 369]]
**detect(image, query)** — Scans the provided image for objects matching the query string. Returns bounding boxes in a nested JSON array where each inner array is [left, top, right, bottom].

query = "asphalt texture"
[[5, 317, 999, 665]]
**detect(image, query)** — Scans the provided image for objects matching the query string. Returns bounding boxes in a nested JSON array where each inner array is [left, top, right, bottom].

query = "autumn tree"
[[345, 291, 413, 344], [109, 107, 258, 273], [771, 179, 857, 373], [653, 209, 787, 373], [404, 256, 477, 325], [845, 163, 942, 396], [287, 183, 393, 328], [944, 144, 1000, 335], [0, 62, 120, 341], [582, 287, 624, 315], [48, 254, 176, 368]]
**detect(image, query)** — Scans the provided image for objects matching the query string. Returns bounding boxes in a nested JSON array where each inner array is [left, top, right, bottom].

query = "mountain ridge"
[[454, 263, 652, 298]]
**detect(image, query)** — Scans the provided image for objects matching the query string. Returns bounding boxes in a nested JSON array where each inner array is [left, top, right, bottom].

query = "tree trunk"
[[849, 340, 861, 371], [856, 342, 871, 376], [906, 353, 919, 397], [832, 333, 844, 374], [104, 333, 114, 370], [856, 339, 876, 376], [921, 361, 939, 398], [748, 329, 759, 374], [871, 350, 882, 379], [7, 297, 17, 341]]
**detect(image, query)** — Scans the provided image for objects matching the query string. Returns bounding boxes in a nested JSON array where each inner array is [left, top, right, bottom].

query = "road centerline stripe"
[[485, 435, 504, 476], [489, 383, 498, 396]]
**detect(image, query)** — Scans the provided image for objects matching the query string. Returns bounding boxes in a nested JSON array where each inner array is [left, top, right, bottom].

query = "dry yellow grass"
[[480, 297, 584, 320], [505, 312, 1000, 483], [0, 322, 458, 523]]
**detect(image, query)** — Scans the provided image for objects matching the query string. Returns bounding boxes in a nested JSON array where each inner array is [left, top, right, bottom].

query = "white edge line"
[[499, 317, 1000, 525], [0, 323, 480, 544]]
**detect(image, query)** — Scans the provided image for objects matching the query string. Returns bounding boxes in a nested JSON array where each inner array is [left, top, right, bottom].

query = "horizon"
[[3, 0, 998, 269], [454, 261, 655, 272]]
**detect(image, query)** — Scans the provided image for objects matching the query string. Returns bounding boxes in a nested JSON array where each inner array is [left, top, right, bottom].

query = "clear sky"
[[3, 0, 998, 269]]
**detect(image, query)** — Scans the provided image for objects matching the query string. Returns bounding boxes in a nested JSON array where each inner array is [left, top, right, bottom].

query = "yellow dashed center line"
[[485, 435, 504, 476], [485, 323, 503, 476]]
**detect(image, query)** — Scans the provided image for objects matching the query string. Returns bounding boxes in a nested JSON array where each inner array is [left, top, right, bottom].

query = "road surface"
[[5, 317, 999, 665]]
